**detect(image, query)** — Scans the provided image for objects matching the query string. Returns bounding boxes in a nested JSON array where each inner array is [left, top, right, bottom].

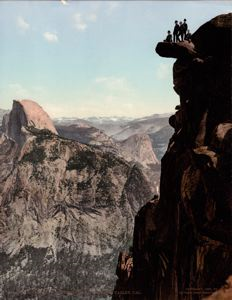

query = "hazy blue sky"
[[0, 1, 231, 117]]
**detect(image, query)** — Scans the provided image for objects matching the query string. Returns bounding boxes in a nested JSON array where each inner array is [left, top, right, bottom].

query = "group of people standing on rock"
[[164, 19, 191, 43]]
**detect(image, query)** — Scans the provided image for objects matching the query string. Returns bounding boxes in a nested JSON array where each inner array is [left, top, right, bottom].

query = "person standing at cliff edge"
[[182, 19, 188, 40], [173, 20, 180, 42]]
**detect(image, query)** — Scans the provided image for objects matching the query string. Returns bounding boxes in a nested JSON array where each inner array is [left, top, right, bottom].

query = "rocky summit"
[[113, 13, 232, 300], [0, 99, 153, 299], [3, 99, 57, 147]]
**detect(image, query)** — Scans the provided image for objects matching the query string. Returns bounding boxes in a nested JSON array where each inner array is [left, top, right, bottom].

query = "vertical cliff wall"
[[113, 13, 232, 300]]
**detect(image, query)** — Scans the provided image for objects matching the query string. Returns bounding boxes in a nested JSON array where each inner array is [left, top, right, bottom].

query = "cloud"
[[72, 76, 144, 117], [73, 11, 98, 32], [155, 63, 172, 80], [8, 83, 30, 98], [7, 83, 47, 100], [95, 76, 129, 91], [17, 16, 30, 31], [69, 94, 149, 118], [74, 13, 87, 31], [86, 13, 97, 22], [43, 32, 58, 43]]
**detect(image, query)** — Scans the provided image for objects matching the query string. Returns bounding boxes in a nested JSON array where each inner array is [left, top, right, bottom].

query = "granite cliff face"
[[0, 108, 9, 128], [54, 114, 172, 164], [4, 100, 57, 147], [119, 134, 160, 193], [0, 100, 152, 299], [119, 134, 159, 168], [56, 124, 161, 193], [113, 13, 232, 300], [149, 125, 174, 161], [56, 123, 119, 154]]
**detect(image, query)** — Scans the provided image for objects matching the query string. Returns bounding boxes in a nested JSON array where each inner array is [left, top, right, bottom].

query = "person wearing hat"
[[173, 20, 180, 42], [182, 19, 188, 40], [179, 21, 184, 41], [164, 30, 172, 42]]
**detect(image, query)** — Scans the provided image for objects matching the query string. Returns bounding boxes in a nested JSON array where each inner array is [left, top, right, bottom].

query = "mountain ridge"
[[0, 100, 153, 298]]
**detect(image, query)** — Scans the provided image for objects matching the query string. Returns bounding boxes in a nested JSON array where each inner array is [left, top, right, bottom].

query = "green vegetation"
[[22, 147, 46, 164], [25, 126, 54, 144], [35, 129, 54, 144], [66, 150, 97, 171], [49, 144, 60, 161]]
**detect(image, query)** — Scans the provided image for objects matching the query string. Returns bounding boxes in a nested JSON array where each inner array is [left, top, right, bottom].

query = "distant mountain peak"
[[3, 99, 57, 146], [120, 133, 159, 167]]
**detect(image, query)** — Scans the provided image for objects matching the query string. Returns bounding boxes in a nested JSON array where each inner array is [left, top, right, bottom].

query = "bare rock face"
[[119, 134, 160, 193], [0, 101, 152, 299], [4, 99, 57, 146], [119, 134, 159, 168], [54, 114, 172, 167], [203, 276, 232, 300], [56, 125, 161, 193], [0, 108, 9, 126], [149, 125, 174, 161], [113, 13, 232, 300], [56, 123, 119, 155]]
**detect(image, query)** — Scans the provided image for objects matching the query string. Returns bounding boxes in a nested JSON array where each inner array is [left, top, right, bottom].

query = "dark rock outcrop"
[[156, 40, 197, 58], [113, 13, 232, 300]]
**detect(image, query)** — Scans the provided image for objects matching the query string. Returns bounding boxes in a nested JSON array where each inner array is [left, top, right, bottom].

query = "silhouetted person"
[[185, 29, 192, 42], [173, 20, 180, 42], [164, 30, 172, 42], [182, 19, 188, 40], [179, 21, 185, 41]]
